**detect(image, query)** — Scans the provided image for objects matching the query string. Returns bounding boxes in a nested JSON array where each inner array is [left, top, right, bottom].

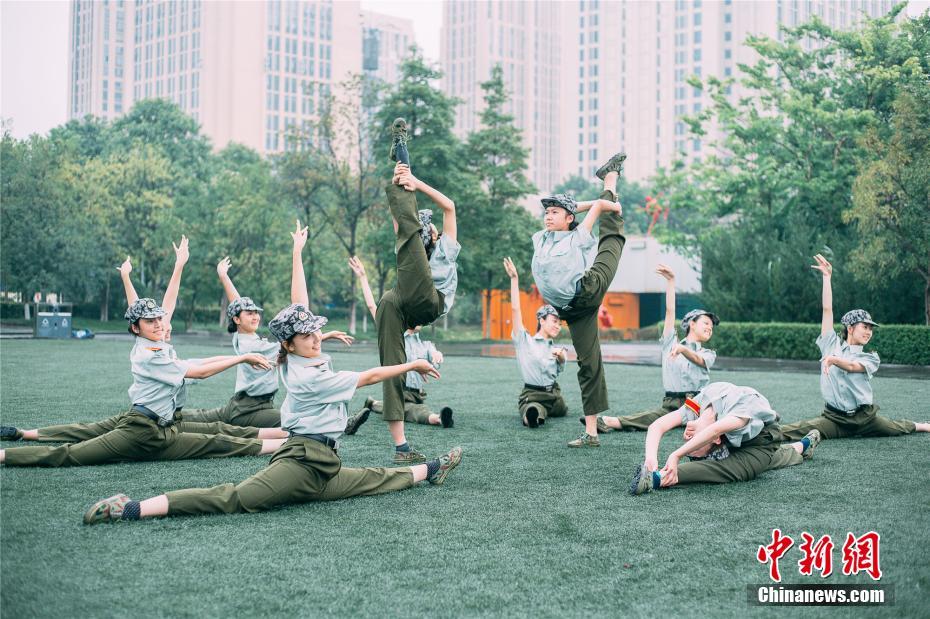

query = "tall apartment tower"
[[68, 0, 362, 154], [361, 10, 414, 85], [441, 0, 564, 194], [560, 0, 897, 183]]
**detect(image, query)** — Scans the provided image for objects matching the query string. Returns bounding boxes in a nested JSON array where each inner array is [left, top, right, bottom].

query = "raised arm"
[[397, 164, 456, 243], [357, 359, 440, 388], [811, 254, 833, 336], [503, 257, 524, 335], [116, 256, 139, 305], [579, 199, 622, 235], [290, 220, 309, 307], [656, 264, 676, 337], [162, 236, 189, 324], [216, 257, 242, 304], [349, 256, 378, 321]]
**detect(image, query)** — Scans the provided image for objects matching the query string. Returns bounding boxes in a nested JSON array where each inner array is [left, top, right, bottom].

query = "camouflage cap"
[[124, 298, 165, 323], [841, 309, 878, 328], [418, 209, 433, 247], [226, 296, 264, 320], [267, 303, 328, 342], [541, 194, 578, 216], [536, 304, 559, 321], [681, 309, 720, 332]]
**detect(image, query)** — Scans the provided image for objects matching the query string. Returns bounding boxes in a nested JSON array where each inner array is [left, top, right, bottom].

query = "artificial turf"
[[1, 338, 927, 618]]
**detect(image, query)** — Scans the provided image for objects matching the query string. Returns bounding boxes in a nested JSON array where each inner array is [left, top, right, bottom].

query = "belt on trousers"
[[131, 404, 175, 427], [825, 402, 863, 416], [288, 431, 338, 450], [560, 281, 585, 313], [235, 390, 277, 402], [664, 391, 696, 398], [524, 383, 556, 393]]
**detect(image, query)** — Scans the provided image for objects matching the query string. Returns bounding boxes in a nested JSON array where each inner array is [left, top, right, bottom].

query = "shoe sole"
[[83, 501, 110, 525], [629, 464, 651, 496], [526, 408, 539, 429], [429, 447, 463, 485], [802, 430, 821, 460], [567, 440, 599, 448], [440, 407, 454, 429], [595, 152, 627, 180], [345, 409, 371, 436]]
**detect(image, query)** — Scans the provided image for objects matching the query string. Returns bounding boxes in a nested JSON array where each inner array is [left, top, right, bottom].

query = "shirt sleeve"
[[816, 331, 840, 357], [311, 370, 361, 405], [659, 331, 676, 355], [574, 225, 596, 251], [853, 351, 880, 378], [679, 406, 699, 425], [440, 236, 461, 262], [140, 352, 190, 388], [425, 341, 439, 364], [700, 348, 717, 370]]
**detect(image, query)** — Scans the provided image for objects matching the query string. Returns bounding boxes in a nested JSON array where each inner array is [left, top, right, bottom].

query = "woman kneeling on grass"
[[83, 225, 462, 524], [629, 382, 821, 495]]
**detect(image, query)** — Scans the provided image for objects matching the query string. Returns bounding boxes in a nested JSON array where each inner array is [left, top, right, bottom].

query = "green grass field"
[[1, 339, 927, 618]]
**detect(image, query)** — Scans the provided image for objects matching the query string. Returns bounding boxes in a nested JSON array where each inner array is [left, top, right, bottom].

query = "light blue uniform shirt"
[[513, 327, 564, 387], [404, 331, 439, 391], [127, 337, 190, 423], [430, 235, 461, 317], [232, 332, 280, 396], [817, 331, 880, 411], [660, 331, 716, 393], [279, 353, 360, 440], [680, 382, 778, 448], [531, 227, 597, 309]]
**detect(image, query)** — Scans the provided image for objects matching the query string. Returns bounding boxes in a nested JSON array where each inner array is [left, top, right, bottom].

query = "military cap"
[[841, 309, 878, 328], [540, 194, 578, 216], [226, 296, 264, 320], [268, 303, 328, 342], [536, 304, 559, 322], [418, 209, 433, 247], [124, 298, 165, 323], [681, 309, 720, 332]]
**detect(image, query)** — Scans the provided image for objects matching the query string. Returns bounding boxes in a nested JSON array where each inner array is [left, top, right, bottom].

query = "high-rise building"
[[441, 0, 564, 194], [560, 0, 897, 182], [361, 10, 414, 85], [68, 0, 367, 154]]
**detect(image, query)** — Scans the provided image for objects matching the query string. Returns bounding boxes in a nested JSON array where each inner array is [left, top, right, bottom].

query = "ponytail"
[[277, 343, 289, 368]]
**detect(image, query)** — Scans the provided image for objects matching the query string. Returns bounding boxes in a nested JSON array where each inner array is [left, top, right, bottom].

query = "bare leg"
[[427, 414, 441, 425], [387, 420, 408, 447], [140, 494, 169, 518], [411, 464, 427, 483], [601, 416, 622, 430]]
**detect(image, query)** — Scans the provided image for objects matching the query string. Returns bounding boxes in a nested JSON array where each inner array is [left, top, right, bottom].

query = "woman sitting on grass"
[[779, 254, 929, 440], [594, 264, 717, 435], [629, 382, 821, 495], [503, 257, 568, 428], [0, 238, 287, 465], [83, 221, 462, 524]]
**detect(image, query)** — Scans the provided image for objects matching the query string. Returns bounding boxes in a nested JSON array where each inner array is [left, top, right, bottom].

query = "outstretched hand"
[[655, 263, 675, 281], [503, 257, 519, 280], [348, 256, 367, 279], [291, 219, 308, 252], [173, 235, 189, 266], [116, 256, 132, 276], [323, 330, 354, 346], [242, 353, 273, 370], [811, 254, 833, 277], [217, 256, 232, 277], [411, 359, 441, 381]]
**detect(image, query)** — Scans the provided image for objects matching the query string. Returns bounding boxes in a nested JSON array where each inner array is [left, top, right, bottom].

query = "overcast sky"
[[2, 1, 927, 140]]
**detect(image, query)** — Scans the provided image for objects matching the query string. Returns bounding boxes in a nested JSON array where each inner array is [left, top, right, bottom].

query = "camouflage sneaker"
[[344, 409, 370, 436], [393, 447, 427, 464], [364, 396, 376, 411], [578, 416, 612, 433], [629, 464, 655, 496], [428, 446, 463, 485], [440, 406, 454, 428], [83, 493, 132, 525], [390, 117, 408, 162], [595, 152, 627, 180], [0, 426, 23, 441], [567, 432, 600, 448], [801, 429, 822, 460]]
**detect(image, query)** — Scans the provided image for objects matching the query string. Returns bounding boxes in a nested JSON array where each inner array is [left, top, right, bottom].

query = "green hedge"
[[711, 322, 930, 366]]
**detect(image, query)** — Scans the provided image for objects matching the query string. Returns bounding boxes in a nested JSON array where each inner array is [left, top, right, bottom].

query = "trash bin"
[[34, 303, 74, 339]]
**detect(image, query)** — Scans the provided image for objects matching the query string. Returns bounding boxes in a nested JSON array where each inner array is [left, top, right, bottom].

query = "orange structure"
[[482, 286, 640, 340]]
